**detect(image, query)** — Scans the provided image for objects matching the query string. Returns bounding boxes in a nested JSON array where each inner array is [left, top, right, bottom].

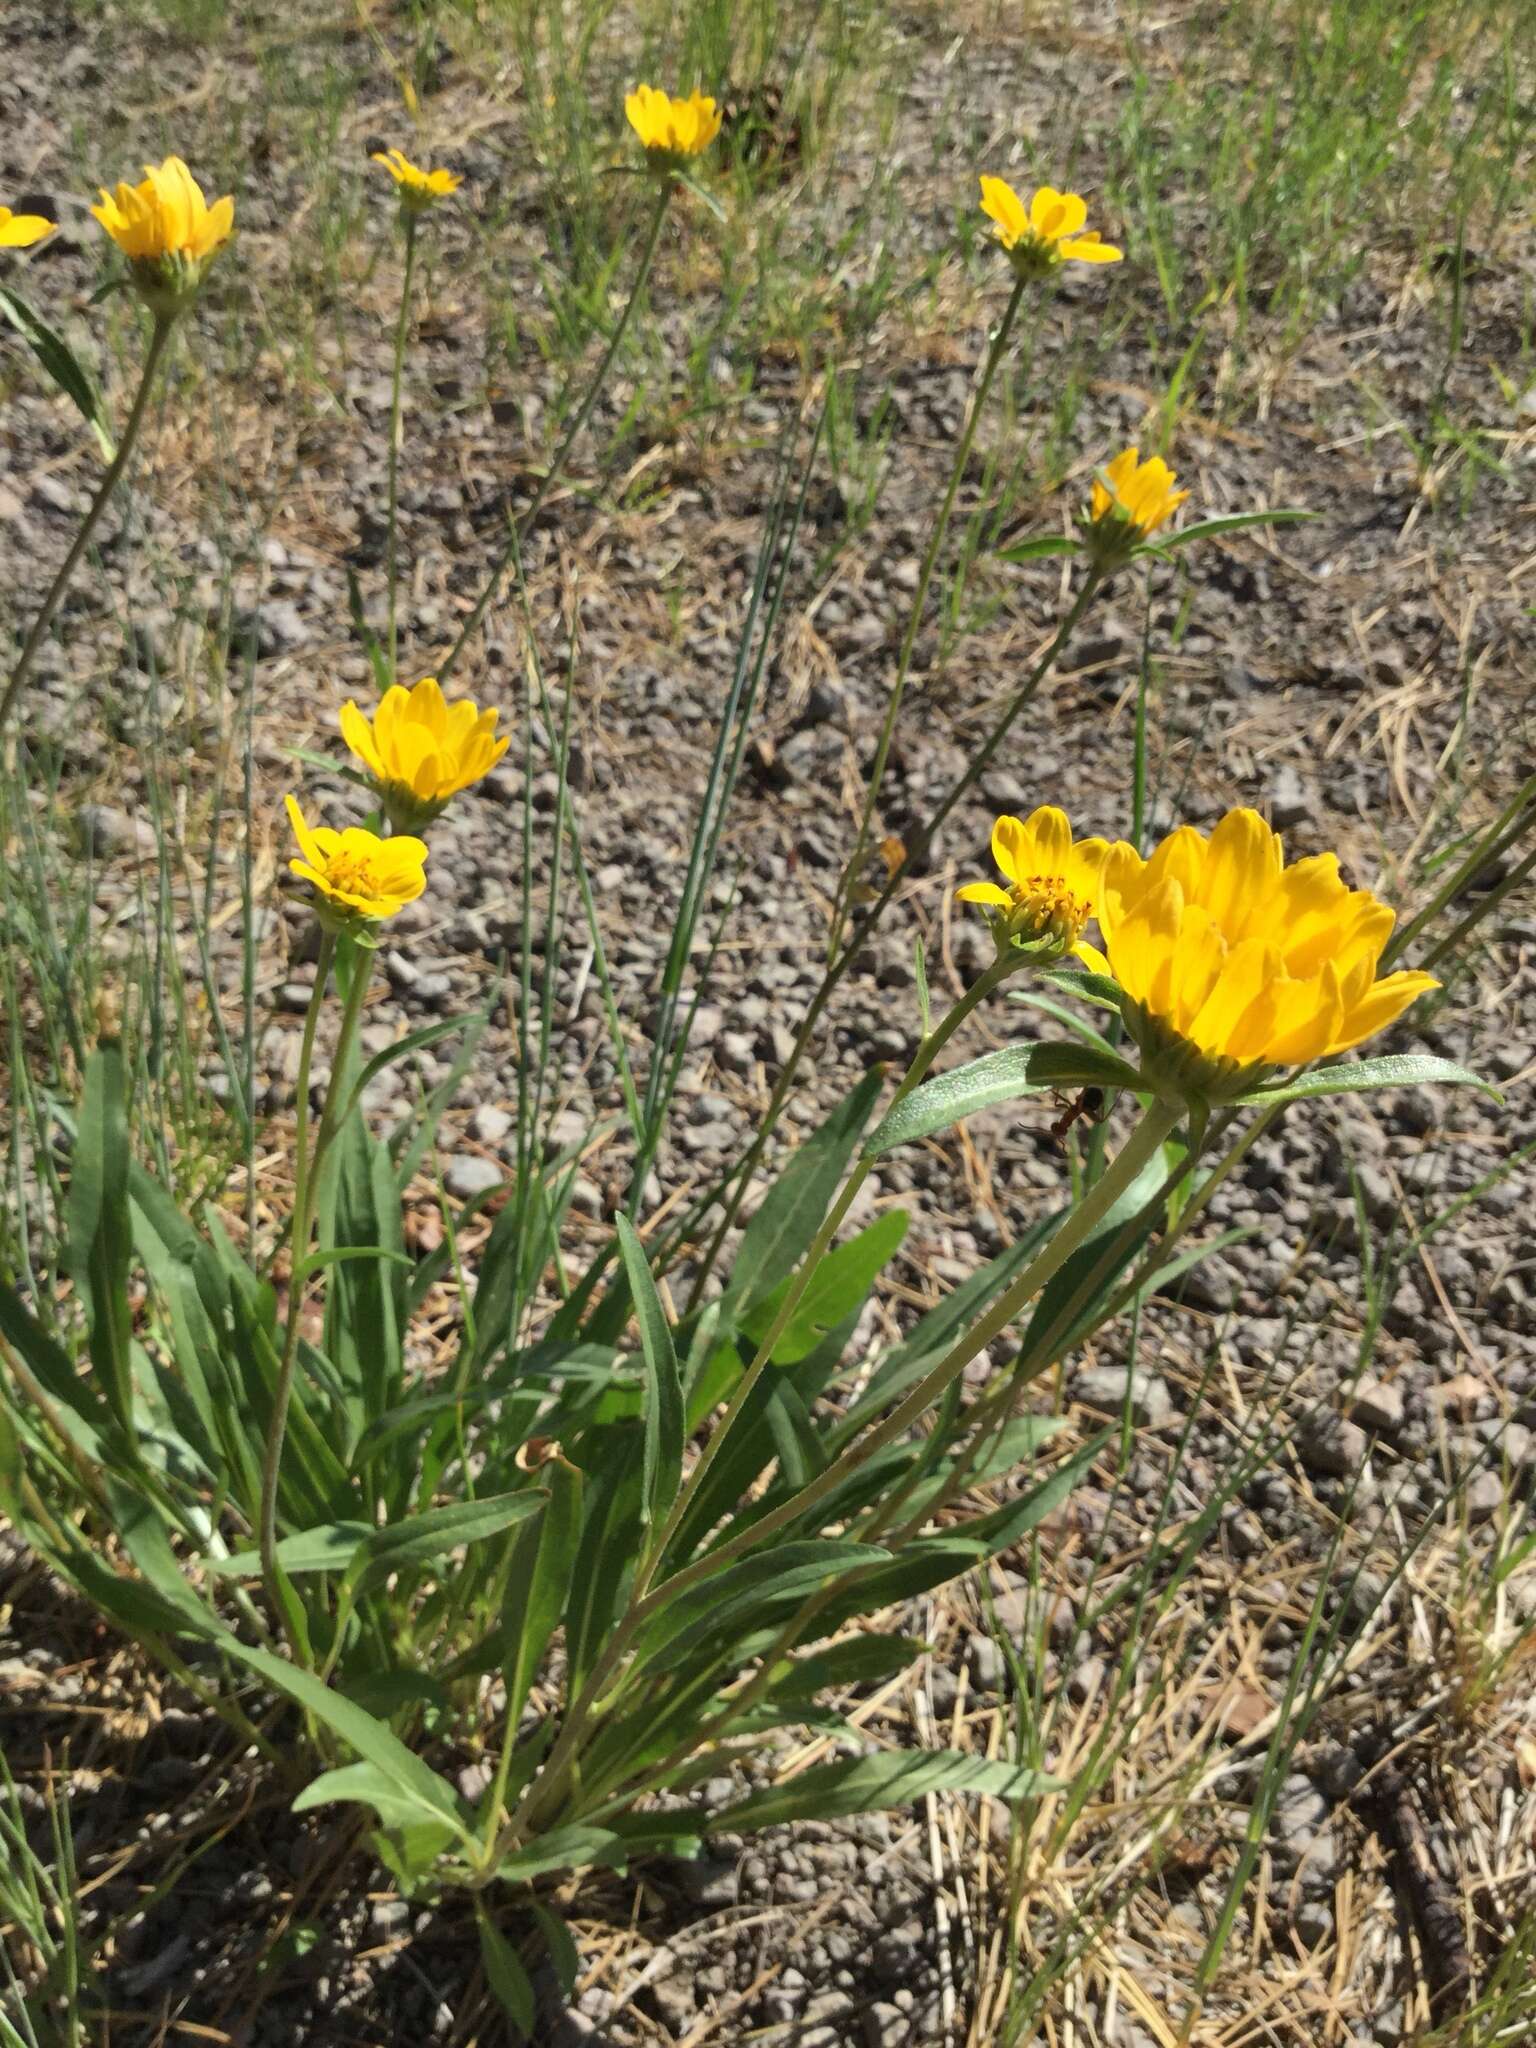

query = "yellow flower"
[[91, 156, 233, 313], [979, 177, 1122, 279], [371, 148, 462, 211], [339, 676, 509, 832], [1083, 446, 1189, 564], [625, 84, 723, 160], [958, 807, 1132, 967], [286, 795, 428, 927], [0, 205, 54, 250], [1099, 808, 1439, 1104]]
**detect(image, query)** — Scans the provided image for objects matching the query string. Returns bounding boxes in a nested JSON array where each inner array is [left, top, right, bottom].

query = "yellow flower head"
[[1084, 446, 1189, 565], [0, 205, 54, 250], [979, 177, 1122, 280], [286, 795, 428, 928], [958, 806, 1132, 968], [371, 149, 462, 211], [1099, 808, 1439, 1105], [340, 676, 509, 832], [625, 84, 723, 161], [91, 156, 233, 314]]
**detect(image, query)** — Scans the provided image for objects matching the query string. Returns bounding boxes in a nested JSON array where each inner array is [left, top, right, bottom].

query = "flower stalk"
[[0, 314, 174, 739], [437, 180, 673, 684], [828, 269, 1030, 956], [685, 567, 1105, 1309], [500, 1094, 1178, 1853], [385, 209, 419, 679], [258, 936, 373, 1645]]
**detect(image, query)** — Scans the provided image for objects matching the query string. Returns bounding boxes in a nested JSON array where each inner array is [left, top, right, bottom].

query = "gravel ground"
[[2, 3, 1534, 2043]]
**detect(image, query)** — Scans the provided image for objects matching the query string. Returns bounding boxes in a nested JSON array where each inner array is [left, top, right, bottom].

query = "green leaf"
[[1138, 507, 1314, 556], [1035, 966, 1125, 1013], [343, 1491, 546, 1597], [631, 1540, 889, 1676], [707, 1750, 1065, 1833], [293, 1764, 460, 1851], [728, 1070, 886, 1312], [494, 1825, 632, 1883], [239, 1641, 468, 1843], [531, 1904, 580, 1999], [615, 1215, 684, 1527], [478, 1911, 535, 2036], [0, 282, 114, 459], [206, 1521, 374, 1578], [996, 533, 1081, 562], [63, 1045, 135, 1433], [482, 1457, 582, 1750], [867, 1043, 1142, 1155], [342, 1015, 472, 1132], [741, 1209, 910, 1365], [1237, 1053, 1499, 1108], [768, 1632, 926, 1699]]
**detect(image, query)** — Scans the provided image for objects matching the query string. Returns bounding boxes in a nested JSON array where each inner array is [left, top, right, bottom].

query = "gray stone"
[[1074, 1365, 1173, 1429], [1351, 1377, 1405, 1434], [444, 1155, 502, 1200], [469, 1104, 514, 1145], [1297, 1413, 1368, 1478], [75, 803, 156, 859]]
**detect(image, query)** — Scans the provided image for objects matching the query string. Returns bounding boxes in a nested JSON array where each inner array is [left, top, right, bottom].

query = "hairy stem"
[[827, 271, 1030, 956], [1, 314, 175, 738], [684, 569, 1104, 1309], [385, 212, 419, 680], [437, 181, 671, 683]]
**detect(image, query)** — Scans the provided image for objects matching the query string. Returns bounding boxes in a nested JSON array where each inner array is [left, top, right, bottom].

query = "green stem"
[[828, 271, 1030, 956], [258, 931, 374, 1644], [666, 1098, 1180, 1598], [259, 931, 333, 1620], [437, 181, 672, 684], [502, 1096, 1178, 1855], [684, 569, 1104, 1312], [385, 213, 419, 681], [0, 314, 175, 739], [639, 950, 1015, 1593], [1418, 832, 1536, 975], [1384, 772, 1535, 969]]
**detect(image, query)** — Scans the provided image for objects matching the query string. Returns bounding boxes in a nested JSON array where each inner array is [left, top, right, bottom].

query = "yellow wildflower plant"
[[0, 205, 54, 250], [1082, 446, 1189, 567], [958, 806, 1132, 968], [1099, 808, 1439, 1106], [91, 156, 233, 315], [979, 177, 1122, 281], [340, 676, 509, 833], [625, 84, 723, 162], [286, 795, 428, 929], [372, 148, 462, 212]]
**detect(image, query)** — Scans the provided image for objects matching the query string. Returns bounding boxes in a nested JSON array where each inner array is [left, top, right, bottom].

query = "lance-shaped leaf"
[[740, 1208, 909, 1365], [616, 1214, 684, 1525], [996, 533, 1082, 562], [0, 283, 114, 459], [1136, 507, 1313, 557], [1235, 1053, 1499, 1109], [867, 1042, 1143, 1156], [706, 1749, 1065, 1833]]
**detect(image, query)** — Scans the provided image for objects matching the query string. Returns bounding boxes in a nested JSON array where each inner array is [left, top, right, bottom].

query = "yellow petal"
[[990, 814, 1032, 889], [956, 881, 1012, 907], [1058, 234, 1123, 264], [1332, 970, 1438, 1054], [1020, 804, 1072, 875], [979, 175, 1028, 249], [1198, 809, 1283, 929]]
